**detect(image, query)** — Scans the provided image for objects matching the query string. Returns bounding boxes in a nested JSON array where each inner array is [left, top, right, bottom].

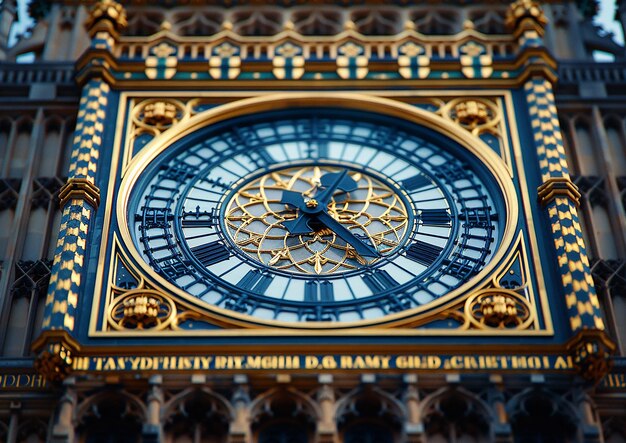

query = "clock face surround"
[[120, 103, 513, 327]]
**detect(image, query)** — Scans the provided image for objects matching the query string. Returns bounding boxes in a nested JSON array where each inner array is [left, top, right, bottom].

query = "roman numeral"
[[136, 207, 173, 229], [405, 240, 443, 267], [237, 270, 273, 294], [419, 209, 451, 226], [201, 176, 231, 190], [161, 162, 198, 182], [181, 206, 218, 228], [191, 241, 230, 267], [362, 270, 399, 293], [160, 260, 189, 279], [434, 162, 471, 181], [442, 255, 483, 280], [460, 207, 498, 228], [304, 281, 335, 303], [401, 174, 431, 191]]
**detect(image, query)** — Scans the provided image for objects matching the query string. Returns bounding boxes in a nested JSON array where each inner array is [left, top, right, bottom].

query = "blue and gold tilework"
[[547, 198, 605, 332], [273, 42, 305, 80], [41, 79, 109, 333], [525, 76, 604, 334], [145, 42, 178, 80], [92, 31, 115, 51], [336, 42, 368, 80], [519, 29, 543, 48], [459, 41, 492, 79], [209, 42, 241, 80], [525, 77, 570, 182], [398, 42, 430, 79]]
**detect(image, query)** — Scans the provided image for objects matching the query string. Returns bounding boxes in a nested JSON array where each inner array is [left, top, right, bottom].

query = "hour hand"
[[280, 190, 306, 210], [280, 190, 312, 235]]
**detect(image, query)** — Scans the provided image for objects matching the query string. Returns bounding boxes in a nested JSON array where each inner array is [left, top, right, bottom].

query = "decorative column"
[[317, 375, 338, 443], [32, 0, 127, 381], [51, 377, 77, 443], [402, 375, 424, 443], [506, 0, 615, 381], [143, 375, 163, 443], [229, 376, 251, 443], [488, 376, 512, 443]]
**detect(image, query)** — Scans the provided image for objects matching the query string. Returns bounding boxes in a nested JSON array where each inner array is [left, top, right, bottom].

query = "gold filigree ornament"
[[441, 98, 500, 137], [223, 165, 410, 275], [464, 288, 534, 330], [132, 98, 188, 136], [107, 289, 177, 331]]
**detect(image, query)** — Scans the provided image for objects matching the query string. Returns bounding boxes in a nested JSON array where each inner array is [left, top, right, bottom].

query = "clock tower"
[[1, 0, 625, 442]]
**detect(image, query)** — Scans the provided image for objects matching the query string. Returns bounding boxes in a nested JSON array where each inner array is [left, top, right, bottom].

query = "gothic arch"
[[249, 387, 320, 443], [336, 385, 406, 443], [419, 386, 493, 442], [507, 388, 580, 443], [162, 387, 234, 443], [75, 389, 147, 443]]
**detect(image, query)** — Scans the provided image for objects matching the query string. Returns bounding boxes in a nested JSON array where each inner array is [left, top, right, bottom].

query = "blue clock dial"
[[129, 109, 503, 324]]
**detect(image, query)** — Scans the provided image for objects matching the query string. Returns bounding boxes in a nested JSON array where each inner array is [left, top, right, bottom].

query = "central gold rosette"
[[223, 165, 410, 275]]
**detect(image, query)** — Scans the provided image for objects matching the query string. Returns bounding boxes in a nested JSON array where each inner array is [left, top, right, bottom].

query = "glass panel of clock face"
[[129, 109, 504, 324]]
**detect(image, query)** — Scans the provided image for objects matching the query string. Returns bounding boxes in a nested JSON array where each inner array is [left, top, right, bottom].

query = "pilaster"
[[32, 0, 126, 381], [508, 0, 615, 381]]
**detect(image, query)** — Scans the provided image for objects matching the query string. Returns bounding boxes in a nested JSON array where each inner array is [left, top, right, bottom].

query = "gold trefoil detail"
[[223, 165, 410, 275]]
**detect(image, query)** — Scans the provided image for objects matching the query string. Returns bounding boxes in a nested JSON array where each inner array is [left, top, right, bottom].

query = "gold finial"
[[505, 0, 548, 32], [222, 20, 233, 31], [85, 0, 127, 34], [463, 19, 475, 30], [284, 20, 295, 31], [160, 20, 172, 31], [404, 20, 415, 31], [344, 20, 356, 31]]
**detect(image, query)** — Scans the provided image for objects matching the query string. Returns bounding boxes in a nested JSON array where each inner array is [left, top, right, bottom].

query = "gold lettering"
[[305, 356, 319, 369], [130, 357, 141, 370], [103, 358, 117, 371], [511, 356, 526, 369], [554, 356, 570, 370], [2, 375, 16, 388], [246, 356, 262, 369], [215, 356, 228, 369], [95, 357, 104, 371], [446, 356, 463, 370], [231, 356, 244, 369], [379, 356, 391, 369], [340, 355, 353, 369], [289, 356, 300, 369], [498, 356, 509, 369], [178, 357, 192, 370], [428, 356, 441, 369], [321, 356, 337, 369], [395, 356, 408, 369], [464, 356, 479, 370], [200, 356, 213, 369], [139, 357, 153, 370], [528, 356, 542, 369]]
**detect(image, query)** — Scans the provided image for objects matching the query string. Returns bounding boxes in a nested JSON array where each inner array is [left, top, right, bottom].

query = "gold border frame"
[[115, 93, 519, 329], [88, 90, 553, 338]]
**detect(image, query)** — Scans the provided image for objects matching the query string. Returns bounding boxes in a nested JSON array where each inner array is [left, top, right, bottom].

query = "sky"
[[7, 0, 626, 57]]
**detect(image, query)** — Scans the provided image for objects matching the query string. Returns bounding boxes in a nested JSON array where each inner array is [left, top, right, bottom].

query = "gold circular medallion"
[[223, 165, 411, 275]]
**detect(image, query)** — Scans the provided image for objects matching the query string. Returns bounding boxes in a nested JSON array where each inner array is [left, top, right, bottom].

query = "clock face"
[[126, 108, 506, 325]]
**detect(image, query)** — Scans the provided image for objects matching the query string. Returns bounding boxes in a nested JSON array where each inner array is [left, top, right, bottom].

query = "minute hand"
[[315, 210, 380, 258], [315, 169, 356, 206]]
